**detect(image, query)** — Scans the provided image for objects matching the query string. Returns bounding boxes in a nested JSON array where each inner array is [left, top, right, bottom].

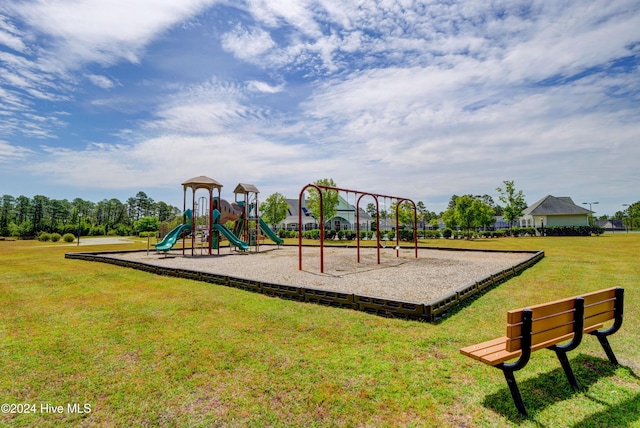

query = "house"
[[492, 216, 510, 230], [278, 195, 373, 232], [596, 219, 626, 232], [520, 195, 591, 230]]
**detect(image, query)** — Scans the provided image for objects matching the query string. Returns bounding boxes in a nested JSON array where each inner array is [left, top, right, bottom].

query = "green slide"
[[154, 209, 192, 252], [212, 223, 249, 251], [154, 223, 191, 252], [258, 218, 284, 245]]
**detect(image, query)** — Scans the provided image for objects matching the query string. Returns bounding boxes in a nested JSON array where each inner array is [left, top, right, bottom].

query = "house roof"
[[596, 219, 625, 229], [524, 195, 591, 215], [285, 199, 303, 217]]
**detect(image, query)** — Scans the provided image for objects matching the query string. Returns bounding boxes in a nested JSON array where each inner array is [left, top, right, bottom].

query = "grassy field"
[[1, 234, 639, 427]]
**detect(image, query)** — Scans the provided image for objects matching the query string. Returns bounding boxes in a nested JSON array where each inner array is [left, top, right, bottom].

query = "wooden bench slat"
[[507, 304, 614, 340], [507, 310, 576, 338], [585, 311, 617, 329], [585, 299, 615, 319], [479, 348, 521, 365], [582, 287, 617, 306], [507, 298, 575, 324], [460, 336, 507, 358], [460, 337, 522, 365], [507, 325, 576, 352], [505, 287, 618, 324]]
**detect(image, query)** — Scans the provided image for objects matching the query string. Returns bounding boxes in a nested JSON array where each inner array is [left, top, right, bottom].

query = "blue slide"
[[212, 223, 249, 251], [154, 210, 192, 252]]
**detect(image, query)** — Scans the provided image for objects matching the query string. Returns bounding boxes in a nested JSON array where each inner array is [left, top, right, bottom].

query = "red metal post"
[[299, 184, 324, 273], [182, 187, 186, 256], [191, 188, 195, 256], [375, 196, 380, 264], [209, 188, 213, 255], [356, 194, 361, 263]]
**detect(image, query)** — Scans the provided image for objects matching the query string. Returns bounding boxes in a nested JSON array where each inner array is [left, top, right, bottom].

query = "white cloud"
[[11, 0, 220, 69], [2, 0, 639, 216], [247, 80, 284, 94], [0, 14, 29, 53], [498, 3, 640, 83], [244, 0, 321, 37], [0, 139, 32, 162], [221, 25, 276, 61], [87, 74, 116, 89]]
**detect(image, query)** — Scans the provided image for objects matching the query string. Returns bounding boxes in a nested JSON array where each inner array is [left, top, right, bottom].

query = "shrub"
[[398, 229, 414, 241], [538, 226, 592, 236], [442, 228, 453, 238], [89, 225, 106, 236], [303, 229, 321, 240], [38, 232, 51, 242], [50, 233, 62, 242], [62, 224, 77, 235], [344, 230, 357, 240], [424, 229, 441, 239], [358, 231, 374, 240], [63, 233, 76, 243], [115, 225, 132, 236]]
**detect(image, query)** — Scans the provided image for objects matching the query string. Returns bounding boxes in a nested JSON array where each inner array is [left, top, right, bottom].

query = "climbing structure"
[[181, 176, 221, 256], [174, 177, 282, 256]]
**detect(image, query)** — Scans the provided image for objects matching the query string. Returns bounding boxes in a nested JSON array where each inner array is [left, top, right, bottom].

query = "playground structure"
[[69, 180, 544, 321], [155, 176, 283, 256], [298, 184, 418, 273]]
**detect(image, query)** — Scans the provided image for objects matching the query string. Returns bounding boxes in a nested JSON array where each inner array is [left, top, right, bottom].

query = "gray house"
[[596, 219, 626, 231], [520, 195, 591, 230], [278, 196, 373, 232]]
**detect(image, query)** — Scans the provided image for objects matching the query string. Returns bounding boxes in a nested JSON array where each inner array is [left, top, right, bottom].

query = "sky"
[[1, 0, 639, 217]]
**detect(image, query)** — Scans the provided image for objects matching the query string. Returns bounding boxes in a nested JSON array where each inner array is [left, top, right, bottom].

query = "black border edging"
[[65, 249, 544, 322]]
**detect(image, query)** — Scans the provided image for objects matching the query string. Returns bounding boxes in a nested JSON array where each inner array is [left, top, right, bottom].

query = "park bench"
[[460, 287, 624, 416]]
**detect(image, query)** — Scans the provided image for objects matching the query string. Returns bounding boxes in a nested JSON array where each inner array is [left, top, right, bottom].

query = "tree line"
[[261, 178, 639, 236], [0, 191, 180, 238], [258, 178, 516, 234]]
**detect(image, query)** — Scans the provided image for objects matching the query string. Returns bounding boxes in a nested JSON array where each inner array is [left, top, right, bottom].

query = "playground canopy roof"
[[182, 176, 223, 191], [234, 183, 260, 194]]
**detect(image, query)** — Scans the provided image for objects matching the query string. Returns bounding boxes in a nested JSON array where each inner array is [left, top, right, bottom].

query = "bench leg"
[[503, 368, 527, 416], [595, 334, 619, 366], [554, 349, 580, 390]]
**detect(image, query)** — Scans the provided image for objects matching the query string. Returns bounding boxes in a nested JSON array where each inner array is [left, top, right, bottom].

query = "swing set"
[[298, 184, 418, 273]]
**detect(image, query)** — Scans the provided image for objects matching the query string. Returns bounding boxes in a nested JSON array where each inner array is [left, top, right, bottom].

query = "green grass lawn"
[[1, 235, 639, 427]]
